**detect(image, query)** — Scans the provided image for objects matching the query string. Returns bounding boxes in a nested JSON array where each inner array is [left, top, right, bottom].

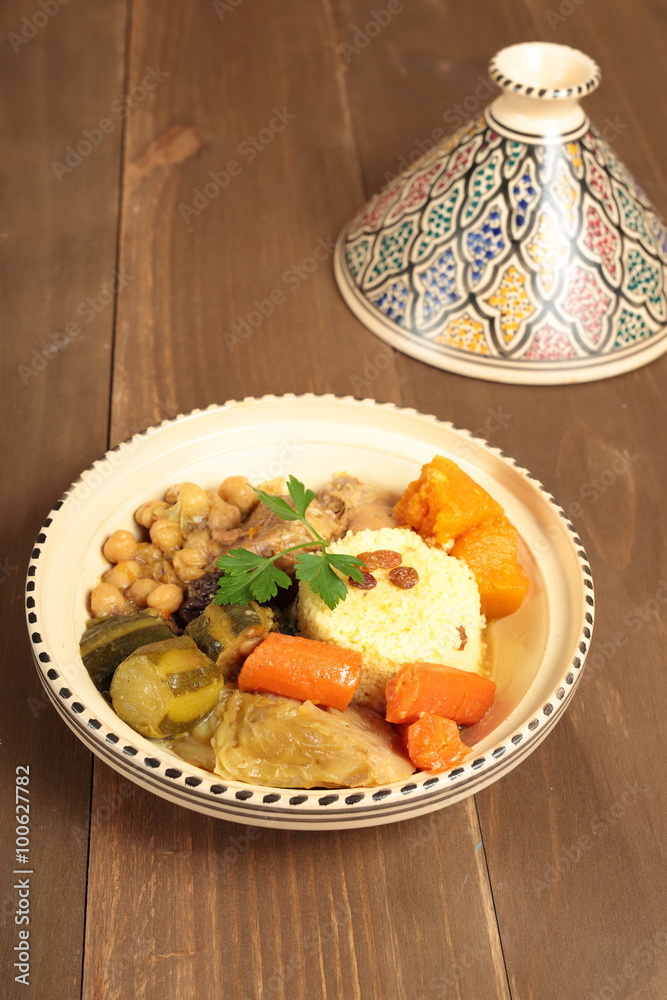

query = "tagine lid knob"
[[487, 42, 601, 143]]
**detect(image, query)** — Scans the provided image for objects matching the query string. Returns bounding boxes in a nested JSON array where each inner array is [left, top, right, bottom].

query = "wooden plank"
[[0, 1, 128, 997], [83, 2, 509, 998], [473, 2, 667, 996], [331, 1, 667, 999]]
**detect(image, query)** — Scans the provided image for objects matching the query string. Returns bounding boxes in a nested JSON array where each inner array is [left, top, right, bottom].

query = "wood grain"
[[330, 1, 667, 999], [82, 2, 508, 999], [4, 0, 667, 997], [0, 1, 128, 998]]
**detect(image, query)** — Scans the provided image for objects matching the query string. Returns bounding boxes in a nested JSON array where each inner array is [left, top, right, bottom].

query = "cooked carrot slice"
[[385, 662, 496, 725], [451, 515, 530, 619], [237, 632, 362, 711], [394, 455, 503, 544], [398, 714, 471, 771]]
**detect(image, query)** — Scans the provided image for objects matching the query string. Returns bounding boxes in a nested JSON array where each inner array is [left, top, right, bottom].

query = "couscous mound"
[[298, 527, 485, 711]]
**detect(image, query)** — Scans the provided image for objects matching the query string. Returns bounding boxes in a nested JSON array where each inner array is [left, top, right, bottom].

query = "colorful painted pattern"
[[435, 313, 488, 354], [413, 187, 461, 261], [367, 277, 410, 326], [553, 163, 579, 233], [614, 307, 655, 348], [416, 247, 461, 326], [340, 117, 667, 363], [583, 202, 620, 282], [466, 203, 506, 286], [615, 185, 653, 249], [510, 161, 538, 233], [365, 219, 416, 288], [562, 266, 613, 347], [526, 210, 569, 295], [564, 142, 584, 178], [386, 163, 446, 224], [524, 322, 577, 361], [345, 238, 371, 283], [462, 153, 502, 224], [485, 265, 536, 345], [625, 249, 665, 319]]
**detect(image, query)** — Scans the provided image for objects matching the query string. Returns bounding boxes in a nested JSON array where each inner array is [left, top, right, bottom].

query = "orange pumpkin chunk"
[[451, 515, 529, 619], [394, 455, 503, 544], [398, 713, 471, 771]]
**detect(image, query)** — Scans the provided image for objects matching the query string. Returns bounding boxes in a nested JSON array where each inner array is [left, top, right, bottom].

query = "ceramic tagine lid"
[[334, 42, 667, 384]]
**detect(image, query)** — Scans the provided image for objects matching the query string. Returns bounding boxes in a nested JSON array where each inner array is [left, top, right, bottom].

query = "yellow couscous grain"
[[298, 527, 485, 712]]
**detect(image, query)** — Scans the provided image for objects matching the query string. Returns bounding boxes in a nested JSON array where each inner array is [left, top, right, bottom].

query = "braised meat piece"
[[317, 474, 399, 534], [219, 496, 342, 572]]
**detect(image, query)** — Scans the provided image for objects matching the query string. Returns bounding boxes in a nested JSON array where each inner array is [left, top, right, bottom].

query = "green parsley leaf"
[[326, 552, 365, 584], [216, 548, 270, 575], [213, 475, 363, 610], [286, 475, 316, 520], [252, 489, 301, 522], [213, 572, 258, 606], [215, 549, 291, 604], [294, 552, 349, 611]]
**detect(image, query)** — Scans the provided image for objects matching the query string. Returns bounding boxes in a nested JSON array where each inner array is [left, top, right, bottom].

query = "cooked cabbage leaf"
[[212, 687, 415, 788]]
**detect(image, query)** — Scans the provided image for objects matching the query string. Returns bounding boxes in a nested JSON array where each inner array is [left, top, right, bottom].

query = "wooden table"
[[3, 1, 667, 997]]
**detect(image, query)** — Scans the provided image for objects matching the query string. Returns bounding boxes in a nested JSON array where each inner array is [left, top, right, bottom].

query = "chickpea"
[[147, 583, 183, 614], [173, 546, 208, 582], [135, 499, 168, 528], [207, 493, 242, 531], [153, 559, 182, 587], [91, 582, 126, 617], [184, 528, 211, 549], [128, 577, 159, 609], [103, 559, 142, 591], [102, 529, 137, 564], [150, 518, 184, 553], [134, 542, 161, 567], [164, 483, 183, 504], [218, 476, 258, 518], [178, 482, 210, 536]]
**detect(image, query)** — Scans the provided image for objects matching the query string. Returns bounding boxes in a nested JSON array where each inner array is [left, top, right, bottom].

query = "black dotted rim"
[[489, 52, 601, 100], [24, 395, 594, 825]]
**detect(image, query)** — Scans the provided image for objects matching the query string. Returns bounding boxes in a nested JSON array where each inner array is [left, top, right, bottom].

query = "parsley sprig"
[[213, 475, 364, 610]]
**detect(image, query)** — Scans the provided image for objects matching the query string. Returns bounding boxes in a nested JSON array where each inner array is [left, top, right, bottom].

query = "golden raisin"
[[357, 549, 402, 570], [388, 566, 419, 589], [348, 572, 377, 590]]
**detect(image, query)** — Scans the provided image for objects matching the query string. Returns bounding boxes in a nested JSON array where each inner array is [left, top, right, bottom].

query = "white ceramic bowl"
[[25, 395, 593, 830]]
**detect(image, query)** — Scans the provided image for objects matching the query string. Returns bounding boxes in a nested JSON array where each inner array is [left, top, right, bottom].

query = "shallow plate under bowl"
[[26, 394, 593, 830]]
